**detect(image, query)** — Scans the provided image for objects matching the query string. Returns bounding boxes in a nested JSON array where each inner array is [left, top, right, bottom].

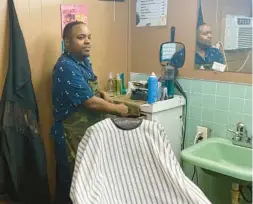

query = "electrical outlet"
[[197, 126, 210, 140]]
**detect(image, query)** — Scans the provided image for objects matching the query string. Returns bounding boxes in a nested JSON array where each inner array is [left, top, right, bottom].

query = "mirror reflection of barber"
[[195, 23, 225, 69]]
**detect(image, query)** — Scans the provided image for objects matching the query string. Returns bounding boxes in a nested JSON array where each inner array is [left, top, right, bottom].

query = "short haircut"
[[197, 23, 208, 31], [62, 21, 85, 39]]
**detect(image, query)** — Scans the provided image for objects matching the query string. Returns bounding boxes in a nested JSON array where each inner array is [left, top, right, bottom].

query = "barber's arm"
[[58, 64, 127, 116], [84, 96, 128, 117], [99, 91, 113, 103]]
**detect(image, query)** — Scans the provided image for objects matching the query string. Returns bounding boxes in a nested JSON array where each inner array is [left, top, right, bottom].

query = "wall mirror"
[[194, 0, 252, 73]]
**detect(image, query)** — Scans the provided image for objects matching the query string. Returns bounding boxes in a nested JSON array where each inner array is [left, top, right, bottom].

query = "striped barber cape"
[[70, 118, 211, 204]]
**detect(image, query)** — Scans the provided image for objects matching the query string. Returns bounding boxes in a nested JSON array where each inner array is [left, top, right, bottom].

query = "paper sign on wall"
[[136, 0, 168, 27], [60, 4, 88, 34]]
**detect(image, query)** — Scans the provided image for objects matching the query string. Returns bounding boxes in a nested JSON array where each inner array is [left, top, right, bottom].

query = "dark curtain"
[[197, 0, 204, 28], [0, 0, 51, 203]]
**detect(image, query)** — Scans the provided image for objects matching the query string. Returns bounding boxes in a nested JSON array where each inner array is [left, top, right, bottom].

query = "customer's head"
[[63, 21, 91, 58], [196, 23, 212, 49]]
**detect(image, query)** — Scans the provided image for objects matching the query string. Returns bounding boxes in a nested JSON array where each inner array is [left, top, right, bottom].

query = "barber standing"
[[51, 21, 128, 204]]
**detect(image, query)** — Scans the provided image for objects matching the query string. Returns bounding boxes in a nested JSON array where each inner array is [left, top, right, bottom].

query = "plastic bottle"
[[164, 65, 175, 99], [107, 72, 114, 97], [61, 41, 65, 53], [120, 73, 127, 95], [114, 74, 122, 97], [148, 72, 158, 104], [163, 87, 168, 100]]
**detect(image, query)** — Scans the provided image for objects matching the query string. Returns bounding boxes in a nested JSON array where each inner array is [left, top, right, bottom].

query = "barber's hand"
[[116, 103, 128, 117], [100, 91, 113, 103]]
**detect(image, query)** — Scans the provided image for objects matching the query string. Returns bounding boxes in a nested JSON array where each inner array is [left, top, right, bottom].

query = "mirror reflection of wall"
[[160, 42, 185, 68], [195, 0, 252, 73]]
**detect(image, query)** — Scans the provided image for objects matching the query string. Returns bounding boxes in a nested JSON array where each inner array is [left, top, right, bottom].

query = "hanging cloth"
[[0, 0, 51, 203], [197, 0, 204, 28]]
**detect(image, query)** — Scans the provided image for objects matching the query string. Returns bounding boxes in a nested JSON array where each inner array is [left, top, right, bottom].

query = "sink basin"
[[181, 137, 252, 183]]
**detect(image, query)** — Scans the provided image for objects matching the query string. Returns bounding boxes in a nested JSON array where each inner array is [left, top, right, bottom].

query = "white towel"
[[70, 118, 211, 204]]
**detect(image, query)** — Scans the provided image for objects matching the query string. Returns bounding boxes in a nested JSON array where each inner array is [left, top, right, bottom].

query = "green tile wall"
[[178, 78, 252, 144], [178, 78, 252, 204]]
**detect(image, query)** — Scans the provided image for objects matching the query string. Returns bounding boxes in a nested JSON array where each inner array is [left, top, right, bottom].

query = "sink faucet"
[[228, 122, 252, 148]]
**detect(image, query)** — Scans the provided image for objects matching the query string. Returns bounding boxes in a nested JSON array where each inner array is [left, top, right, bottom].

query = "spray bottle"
[[148, 72, 158, 104]]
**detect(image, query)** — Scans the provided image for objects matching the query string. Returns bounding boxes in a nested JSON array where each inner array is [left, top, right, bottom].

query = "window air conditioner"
[[223, 15, 252, 50]]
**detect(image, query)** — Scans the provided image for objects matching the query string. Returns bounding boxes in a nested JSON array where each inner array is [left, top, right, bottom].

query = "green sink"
[[181, 137, 252, 183]]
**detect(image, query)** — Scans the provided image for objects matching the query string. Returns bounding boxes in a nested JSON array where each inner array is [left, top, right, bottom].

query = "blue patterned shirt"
[[170, 47, 224, 69], [195, 47, 224, 66], [52, 53, 96, 121]]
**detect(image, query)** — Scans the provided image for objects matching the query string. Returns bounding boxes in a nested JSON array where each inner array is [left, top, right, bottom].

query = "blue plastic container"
[[148, 72, 158, 104]]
